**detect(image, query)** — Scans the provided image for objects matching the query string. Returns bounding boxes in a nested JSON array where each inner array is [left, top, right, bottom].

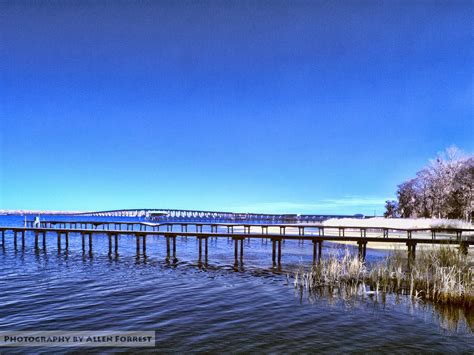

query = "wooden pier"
[[1, 221, 472, 268]]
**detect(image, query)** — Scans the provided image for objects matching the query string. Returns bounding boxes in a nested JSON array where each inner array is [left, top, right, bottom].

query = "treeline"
[[385, 146, 473, 221]]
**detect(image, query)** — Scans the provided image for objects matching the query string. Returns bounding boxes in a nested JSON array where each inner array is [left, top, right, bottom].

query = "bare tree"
[[388, 146, 473, 220]]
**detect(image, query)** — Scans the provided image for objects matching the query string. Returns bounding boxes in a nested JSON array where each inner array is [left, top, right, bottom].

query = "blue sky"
[[1, 1, 473, 215]]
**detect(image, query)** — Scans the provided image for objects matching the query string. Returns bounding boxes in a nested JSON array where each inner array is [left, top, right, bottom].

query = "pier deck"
[[1, 221, 473, 267]]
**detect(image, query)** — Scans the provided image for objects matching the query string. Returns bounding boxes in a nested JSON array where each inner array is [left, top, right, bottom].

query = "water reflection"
[[295, 284, 473, 334]]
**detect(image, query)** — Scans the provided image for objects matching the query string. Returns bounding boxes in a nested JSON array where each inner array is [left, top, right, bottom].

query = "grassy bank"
[[293, 246, 473, 307]]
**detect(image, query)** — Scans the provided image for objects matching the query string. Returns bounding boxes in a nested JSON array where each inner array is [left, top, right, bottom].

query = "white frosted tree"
[[391, 146, 473, 220]]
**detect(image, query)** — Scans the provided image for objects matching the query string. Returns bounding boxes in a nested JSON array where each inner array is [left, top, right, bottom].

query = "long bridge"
[[1, 220, 472, 268], [74, 208, 364, 223]]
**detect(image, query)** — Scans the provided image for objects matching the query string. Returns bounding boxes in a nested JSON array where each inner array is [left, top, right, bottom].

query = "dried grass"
[[293, 247, 473, 307]]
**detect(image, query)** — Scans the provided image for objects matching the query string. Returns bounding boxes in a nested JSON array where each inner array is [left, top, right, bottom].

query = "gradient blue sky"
[[1, 1, 473, 214]]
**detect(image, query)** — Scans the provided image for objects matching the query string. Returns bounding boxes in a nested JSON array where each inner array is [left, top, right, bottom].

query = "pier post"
[[88, 233, 92, 253], [459, 241, 469, 255], [272, 239, 276, 266], [35, 231, 39, 250], [143, 235, 147, 256], [312, 240, 322, 264], [42, 232, 46, 250], [114, 234, 118, 254], [278, 239, 282, 265], [357, 241, 367, 261], [14, 231, 17, 249], [240, 238, 244, 261], [198, 237, 202, 262], [406, 242, 416, 263], [21, 231, 25, 249], [1, 230, 4, 247], [81, 233, 85, 252], [234, 238, 238, 264], [205, 237, 208, 261], [135, 235, 140, 256], [108, 234, 112, 255], [172, 236, 176, 262], [57, 232, 61, 251], [166, 236, 170, 262], [65, 232, 69, 250]]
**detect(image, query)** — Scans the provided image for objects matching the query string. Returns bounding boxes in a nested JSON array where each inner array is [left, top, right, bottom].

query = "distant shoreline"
[[0, 210, 84, 215]]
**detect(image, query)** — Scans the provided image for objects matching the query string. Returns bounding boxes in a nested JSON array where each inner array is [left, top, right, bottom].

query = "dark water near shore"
[[0, 215, 472, 353]]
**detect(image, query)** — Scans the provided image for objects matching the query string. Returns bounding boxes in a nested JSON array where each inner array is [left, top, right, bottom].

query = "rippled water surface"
[[0, 215, 472, 353]]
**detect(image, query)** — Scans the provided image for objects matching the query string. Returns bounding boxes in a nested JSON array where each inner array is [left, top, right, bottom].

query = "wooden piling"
[[88, 233, 92, 252], [277, 239, 282, 264], [272, 239, 276, 265], [114, 234, 118, 254], [234, 238, 238, 264], [240, 238, 244, 260], [312, 240, 317, 264], [143, 235, 147, 256], [198, 237, 202, 261], [407, 242, 416, 263], [108, 234, 112, 255], [172, 236, 176, 262]]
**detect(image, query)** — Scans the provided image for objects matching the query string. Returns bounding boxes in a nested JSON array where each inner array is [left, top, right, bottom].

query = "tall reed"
[[293, 247, 473, 307]]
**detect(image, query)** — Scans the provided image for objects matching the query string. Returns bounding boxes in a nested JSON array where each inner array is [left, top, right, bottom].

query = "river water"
[[0, 215, 472, 353]]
